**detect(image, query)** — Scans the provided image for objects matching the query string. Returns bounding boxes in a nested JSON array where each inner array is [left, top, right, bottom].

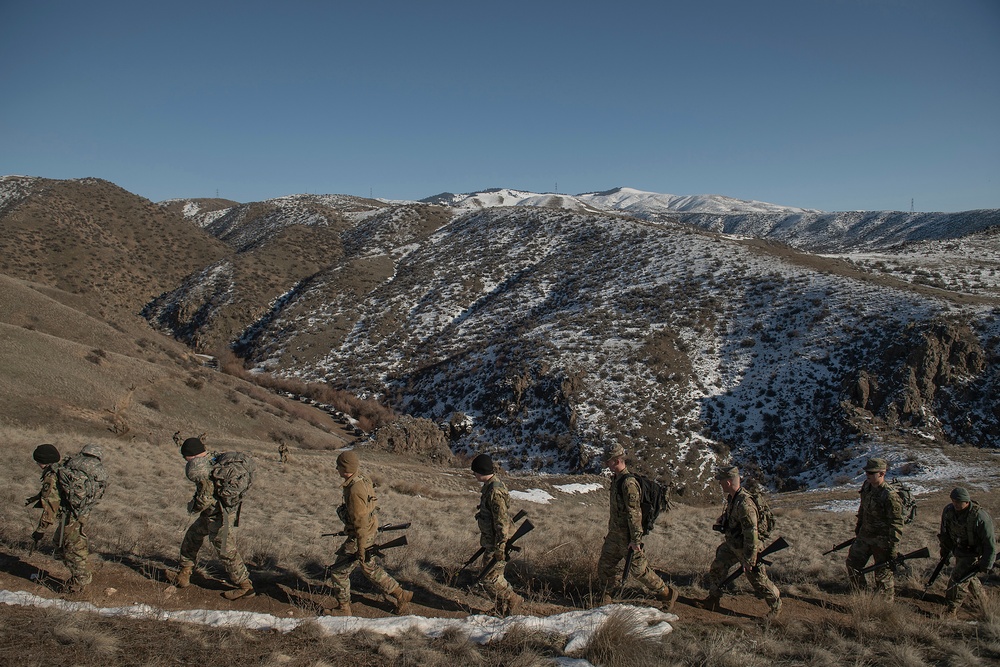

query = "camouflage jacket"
[[340, 472, 379, 548], [185, 453, 218, 515], [35, 464, 62, 532], [720, 487, 762, 564], [939, 501, 997, 568], [855, 480, 904, 547], [477, 476, 512, 549], [609, 468, 644, 544]]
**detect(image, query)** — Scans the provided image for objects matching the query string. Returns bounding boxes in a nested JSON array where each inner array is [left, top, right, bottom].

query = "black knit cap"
[[181, 437, 206, 457], [32, 444, 60, 464], [471, 453, 494, 475]]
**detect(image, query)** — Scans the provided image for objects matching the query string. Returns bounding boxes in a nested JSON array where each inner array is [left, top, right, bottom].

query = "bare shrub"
[[581, 607, 671, 667]]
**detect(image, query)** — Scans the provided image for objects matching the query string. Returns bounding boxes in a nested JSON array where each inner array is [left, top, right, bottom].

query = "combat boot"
[[390, 587, 413, 614], [766, 597, 782, 619], [61, 578, 86, 594], [656, 586, 679, 612], [323, 600, 352, 616], [503, 592, 524, 616], [701, 592, 722, 612], [222, 579, 255, 600], [175, 566, 193, 589]]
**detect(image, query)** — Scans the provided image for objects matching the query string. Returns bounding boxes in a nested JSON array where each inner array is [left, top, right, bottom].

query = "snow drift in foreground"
[[0, 589, 675, 658]]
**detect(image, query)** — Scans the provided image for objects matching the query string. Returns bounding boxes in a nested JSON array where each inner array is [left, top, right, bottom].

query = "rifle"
[[24, 493, 42, 508], [234, 502, 243, 528], [28, 537, 39, 557], [945, 564, 984, 593], [322, 522, 411, 538], [474, 518, 535, 584], [616, 544, 638, 598], [719, 536, 790, 588], [822, 537, 856, 556], [327, 534, 408, 570], [857, 546, 931, 575], [460, 509, 528, 573], [926, 555, 949, 588]]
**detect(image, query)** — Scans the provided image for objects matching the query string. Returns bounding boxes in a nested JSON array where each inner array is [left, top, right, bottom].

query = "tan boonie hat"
[[862, 458, 887, 473], [604, 444, 626, 462], [714, 465, 739, 481]]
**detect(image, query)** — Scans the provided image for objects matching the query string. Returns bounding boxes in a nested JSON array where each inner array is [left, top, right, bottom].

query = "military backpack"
[[747, 488, 776, 540], [616, 473, 670, 536], [56, 451, 108, 519], [888, 478, 918, 525], [210, 451, 256, 509]]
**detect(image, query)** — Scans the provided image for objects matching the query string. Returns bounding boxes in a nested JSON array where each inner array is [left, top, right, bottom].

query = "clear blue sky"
[[2, 1, 998, 212]]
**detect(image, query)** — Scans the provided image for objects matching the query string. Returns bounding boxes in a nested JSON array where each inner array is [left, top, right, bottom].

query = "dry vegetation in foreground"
[[3, 422, 1000, 665]]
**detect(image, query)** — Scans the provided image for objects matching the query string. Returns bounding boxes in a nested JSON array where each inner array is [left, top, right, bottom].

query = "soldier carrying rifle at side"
[[846, 458, 905, 602], [936, 487, 996, 619], [470, 453, 524, 616], [324, 450, 412, 616], [701, 465, 782, 618]]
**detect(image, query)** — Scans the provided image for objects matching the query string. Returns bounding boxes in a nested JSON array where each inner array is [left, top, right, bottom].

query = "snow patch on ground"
[[0, 589, 674, 658], [511, 488, 556, 504], [554, 483, 603, 495]]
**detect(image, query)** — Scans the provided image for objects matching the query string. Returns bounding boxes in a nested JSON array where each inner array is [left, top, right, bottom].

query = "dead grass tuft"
[[580, 607, 671, 667]]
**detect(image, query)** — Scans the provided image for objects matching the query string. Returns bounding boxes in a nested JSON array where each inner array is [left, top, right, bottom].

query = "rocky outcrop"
[[842, 319, 989, 435], [367, 415, 454, 464]]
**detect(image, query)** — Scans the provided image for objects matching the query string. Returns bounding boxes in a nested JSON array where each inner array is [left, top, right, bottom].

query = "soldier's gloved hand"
[[357, 547, 367, 563], [977, 560, 989, 573], [186, 499, 196, 514], [31, 531, 44, 543], [492, 544, 507, 562]]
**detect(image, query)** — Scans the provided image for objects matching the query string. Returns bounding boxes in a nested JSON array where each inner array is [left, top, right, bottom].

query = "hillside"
[[3, 176, 999, 496]]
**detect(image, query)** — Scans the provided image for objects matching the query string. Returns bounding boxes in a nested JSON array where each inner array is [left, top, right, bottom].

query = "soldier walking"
[[846, 458, 905, 601], [278, 441, 289, 464], [325, 450, 412, 615], [471, 453, 523, 616], [595, 444, 677, 609], [938, 486, 996, 618], [176, 437, 255, 600], [27, 444, 106, 594], [702, 466, 781, 618]]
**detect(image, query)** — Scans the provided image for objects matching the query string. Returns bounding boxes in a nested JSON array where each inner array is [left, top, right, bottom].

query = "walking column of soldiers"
[[22, 440, 998, 621]]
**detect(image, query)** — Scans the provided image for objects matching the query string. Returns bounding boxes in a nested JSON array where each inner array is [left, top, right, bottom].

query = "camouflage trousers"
[[55, 517, 91, 586], [478, 555, 517, 603], [706, 541, 780, 604], [179, 508, 250, 585], [326, 540, 401, 605], [596, 531, 667, 596], [946, 555, 987, 611], [846, 536, 895, 600]]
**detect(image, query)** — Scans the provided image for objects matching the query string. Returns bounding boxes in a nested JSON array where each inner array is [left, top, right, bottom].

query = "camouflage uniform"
[[476, 475, 519, 607], [846, 479, 904, 599], [596, 468, 669, 599], [278, 443, 289, 463], [179, 454, 250, 587], [327, 472, 405, 607], [705, 487, 780, 610], [32, 461, 91, 588], [939, 501, 996, 613]]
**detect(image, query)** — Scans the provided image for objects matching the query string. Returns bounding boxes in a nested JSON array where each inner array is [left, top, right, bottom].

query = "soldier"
[[278, 441, 289, 464], [471, 453, 524, 616], [26, 444, 62, 574], [29, 444, 106, 593], [176, 437, 255, 600], [325, 450, 412, 615], [846, 458, 904, 601], [702, 466, 781, 618], [595, 444, 678, 609], [938, 486, 996, 618]]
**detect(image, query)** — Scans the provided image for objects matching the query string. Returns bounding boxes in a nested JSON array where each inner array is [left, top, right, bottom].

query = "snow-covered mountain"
[[3, 175, 998, 493], [142, 187, 1000, 493]]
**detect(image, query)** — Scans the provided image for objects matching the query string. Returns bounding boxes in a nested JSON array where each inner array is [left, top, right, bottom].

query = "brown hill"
[[0, 176, 230, 319]]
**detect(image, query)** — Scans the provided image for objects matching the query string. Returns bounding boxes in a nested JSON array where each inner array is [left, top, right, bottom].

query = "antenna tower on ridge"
[[910, 198, 914, 213]]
